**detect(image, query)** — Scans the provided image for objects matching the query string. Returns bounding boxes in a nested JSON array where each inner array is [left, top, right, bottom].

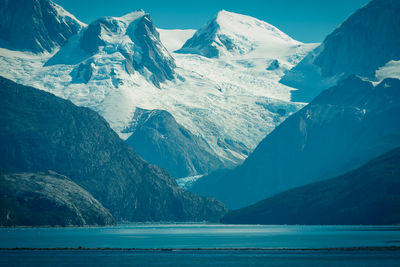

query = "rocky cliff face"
[[281, 0, 400, 102], [313, 0, 400, 79], [0, 0, 84, 53], [0, 171, 116, 226], [192, 76, 400, 209], [125, 108, 223, 178], [0, 76, 227, 222], [222, 147, 400, 225], [69, 11, 175, 87]]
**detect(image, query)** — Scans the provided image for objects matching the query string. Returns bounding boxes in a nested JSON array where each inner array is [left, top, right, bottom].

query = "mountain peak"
[[0, 0, 84, 53], [63, 9, 176, 86], [281, 0, 400, 102], [176, 10, 299, 58], [119, 10, 147, 24]]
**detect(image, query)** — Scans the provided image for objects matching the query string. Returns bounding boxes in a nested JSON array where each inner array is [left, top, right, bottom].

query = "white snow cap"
[[214, 10, 297, 44], [178, 9, 301, 58]]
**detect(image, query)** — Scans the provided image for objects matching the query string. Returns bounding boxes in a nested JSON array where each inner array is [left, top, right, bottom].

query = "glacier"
[[0, 7, 317, 170]]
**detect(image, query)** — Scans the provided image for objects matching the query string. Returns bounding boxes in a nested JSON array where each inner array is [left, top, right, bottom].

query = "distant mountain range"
[[222, 147, 400, 225], [0, 0, 315, 178]]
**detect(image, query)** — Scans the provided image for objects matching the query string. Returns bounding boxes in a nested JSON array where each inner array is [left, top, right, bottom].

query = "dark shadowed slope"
[[125, 108, 223, 178], [281, 0, 400, 102], [0, 0, 83, 53], [0, 171, 116, 226], [0, 76, 227, 222], [192, 76, 400, 209], [222, 147, 400, 225]]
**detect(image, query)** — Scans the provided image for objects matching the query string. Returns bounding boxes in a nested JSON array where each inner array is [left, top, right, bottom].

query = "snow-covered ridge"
[[48, 10, 176, 87], [176, 10, 301, 58], [49, 0, 87, 28]]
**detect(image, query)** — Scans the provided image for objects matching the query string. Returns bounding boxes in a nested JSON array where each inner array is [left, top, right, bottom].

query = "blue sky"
[[54, 0, 370, 43]]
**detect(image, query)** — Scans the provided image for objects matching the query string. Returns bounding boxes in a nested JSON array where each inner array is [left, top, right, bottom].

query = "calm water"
[[1, 224, 400, 249], [1, 224, 400, 266]]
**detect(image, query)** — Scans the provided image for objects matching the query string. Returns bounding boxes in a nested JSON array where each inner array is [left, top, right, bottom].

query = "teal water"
[[1, 224, 400, 249], [1, 224, 400, 266], [1, 250, 400, 267]]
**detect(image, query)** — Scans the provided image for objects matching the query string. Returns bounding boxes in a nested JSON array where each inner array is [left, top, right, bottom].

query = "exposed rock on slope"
[[0, 76, 227, 222], [222, 147, 400, 225], [281, 0, 400, 102], [0, 0, 84, 53], [192, 76, 400, 209], [0, 171, 116, 226], [125, 108, 223, 178], [0, 4, 314, 172], [52, 10, 176, 87]]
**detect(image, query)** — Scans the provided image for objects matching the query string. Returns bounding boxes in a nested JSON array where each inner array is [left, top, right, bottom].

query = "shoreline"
[[2, 246, 400, 252]]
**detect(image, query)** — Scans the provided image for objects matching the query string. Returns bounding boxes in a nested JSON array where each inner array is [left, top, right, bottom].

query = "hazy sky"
[[53, 0, 370, 43]]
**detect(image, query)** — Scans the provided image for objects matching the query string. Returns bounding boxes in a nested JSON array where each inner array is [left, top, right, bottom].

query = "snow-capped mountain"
[[281, 0, 400, 102], [0, 0, 84, 53], [48, 10, 176, 87], [0, 2, 317, 177], [176, 10, 300, 58]]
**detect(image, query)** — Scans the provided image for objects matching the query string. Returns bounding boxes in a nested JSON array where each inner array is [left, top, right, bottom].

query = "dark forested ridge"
[[125, 108, 223, 178], [0, 76, 227, 223], [222, 147, 400, 225]]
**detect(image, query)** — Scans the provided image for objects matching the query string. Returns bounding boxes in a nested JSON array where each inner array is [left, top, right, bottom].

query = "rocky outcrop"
[[125, 108, 223, 178], [0, 76, 227, 222], [0, 171, 116, 227], [222, 147, 400, 225], [128, 15, 176, 85], [281, 0, 400, 102], [0, 0, 84, 53], [77, 11, 175, 86], [191, 76, 400, 209]]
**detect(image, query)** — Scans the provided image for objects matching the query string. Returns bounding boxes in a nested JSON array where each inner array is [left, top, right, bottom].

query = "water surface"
[[2, 224, 400, 249]]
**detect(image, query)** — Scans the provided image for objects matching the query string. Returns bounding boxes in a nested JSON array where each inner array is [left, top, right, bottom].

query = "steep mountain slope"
[[125, 108, 223, 178], [222, 147, 400, 225], [0, 171, 116, 226], [281, 0, 400, 102], [176, 10, 300, 58], [0, 76, 227, 222], [0, 3, 316, 175], [0, 0, 84, 53], [192, 76, 400, 209]]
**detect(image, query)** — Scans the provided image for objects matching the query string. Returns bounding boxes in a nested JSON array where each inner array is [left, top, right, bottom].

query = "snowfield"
[[0, 10, 318, 167]]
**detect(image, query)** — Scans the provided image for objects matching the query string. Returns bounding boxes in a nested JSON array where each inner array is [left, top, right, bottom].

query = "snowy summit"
[[176, 10, 300, 58]]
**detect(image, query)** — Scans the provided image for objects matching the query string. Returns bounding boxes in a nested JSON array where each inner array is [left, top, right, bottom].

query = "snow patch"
[[376, 60, 400, 81]]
